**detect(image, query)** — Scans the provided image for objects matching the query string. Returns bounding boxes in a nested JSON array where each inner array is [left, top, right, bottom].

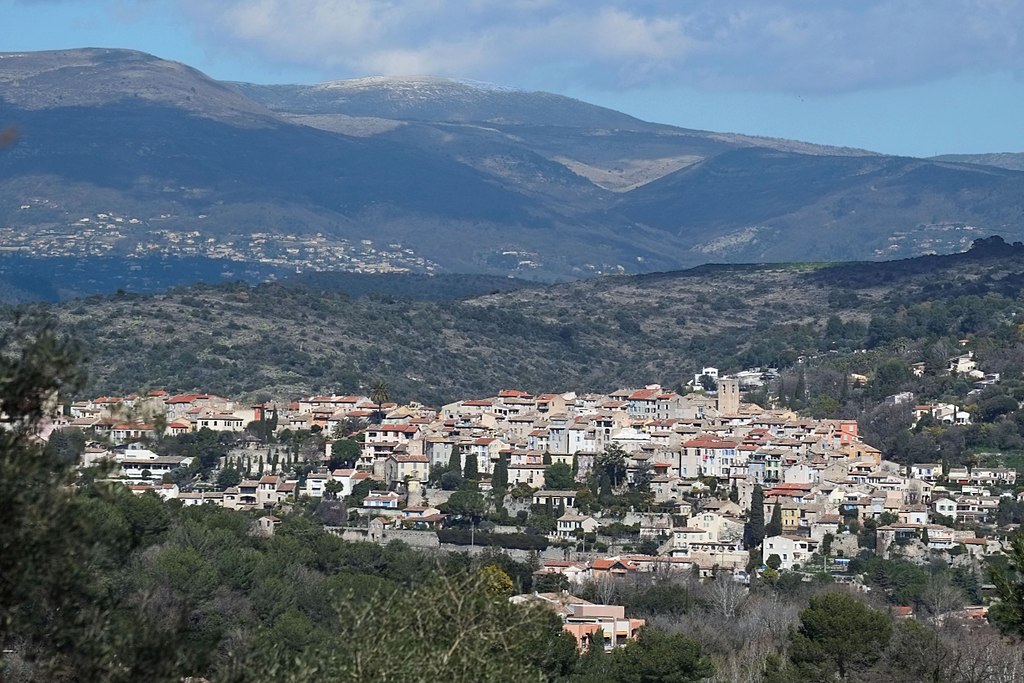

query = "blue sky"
[[5, 0, 1024, 157]]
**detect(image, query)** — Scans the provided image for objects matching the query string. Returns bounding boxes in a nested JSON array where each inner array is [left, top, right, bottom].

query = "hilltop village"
[[44, 367, 1021, 648]]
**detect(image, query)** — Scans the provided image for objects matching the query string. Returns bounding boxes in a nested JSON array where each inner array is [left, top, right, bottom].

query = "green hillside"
[[11, 237, 1024, 404]]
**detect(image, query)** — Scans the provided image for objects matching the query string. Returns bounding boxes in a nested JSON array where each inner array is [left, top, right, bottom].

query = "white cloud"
[[168, 0, 1024, 92]]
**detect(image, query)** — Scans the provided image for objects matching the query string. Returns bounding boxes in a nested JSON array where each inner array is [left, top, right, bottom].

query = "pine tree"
[[463, 451, 479, 481], [577, 628, 607, 677]]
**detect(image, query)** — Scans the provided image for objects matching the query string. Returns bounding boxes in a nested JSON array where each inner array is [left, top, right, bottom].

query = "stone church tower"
[[716, 376, 740, 415]]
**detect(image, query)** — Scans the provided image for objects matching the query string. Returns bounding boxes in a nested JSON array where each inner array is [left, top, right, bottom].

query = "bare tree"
[[940, 626, 1024, 683], [707, 573, 747, 619], [921, 574, 966, 621]]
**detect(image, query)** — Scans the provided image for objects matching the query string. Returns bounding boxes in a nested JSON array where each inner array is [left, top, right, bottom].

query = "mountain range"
[[1, 48, 1023, 284]]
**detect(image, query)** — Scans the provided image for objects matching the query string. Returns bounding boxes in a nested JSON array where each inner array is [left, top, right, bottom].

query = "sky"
[[4, 0, 1024, 157]]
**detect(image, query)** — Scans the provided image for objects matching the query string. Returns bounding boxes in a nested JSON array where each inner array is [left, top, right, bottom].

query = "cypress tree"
[[571, 453, 579, 478], [794, 370, 807, 407], [766, 500, 783, 538], [493, 454, 509, 491], [448, 449, 461, 474], [729, 482, 739, 504], [599, 473, 613, 503], [747, 484, 765, 549], [463, 451, 479, 481], [542, 451, 552, 465]]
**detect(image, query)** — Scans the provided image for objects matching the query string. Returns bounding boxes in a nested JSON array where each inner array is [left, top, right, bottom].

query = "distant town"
[[41, 356, 1020, 650], [3, 206, 439, 274]]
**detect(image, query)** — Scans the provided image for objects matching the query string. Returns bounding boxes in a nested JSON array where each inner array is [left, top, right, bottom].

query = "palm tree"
[[370, 380, 389, 424]]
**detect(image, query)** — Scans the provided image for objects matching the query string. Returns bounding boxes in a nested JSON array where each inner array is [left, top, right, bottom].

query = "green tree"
[[479, 565, 514, 597], [463, 451, 479, 481], [746, 483, 765, 550], [821, 532, 834, 557], [543, 450, 552, 466], [574, 628, 608, 680], [789, 591, 893, 680], [0, 320, 187, 680], [534, 573, 570, 593], [44, 427, 86, 465], [872, 360, 912, 398], [598, 473, 613, 505], [597, 444, 627, 487], [766, 554, 782, 571], [545, 462, 575, 490], [729, 481, 739, 504], [990, 531, 1024, 636], [441, 470, 465, 491], [766, 501, 783, 538], [632, 461, 653, 493], [370, 380, 389, 424], [605, 627, 714, 682], [217, 466, 242, 489], [793, 369, 807, 407], [493, 454, 509, 491], [444, 490, 487, 521], [324, 480, 344, 500], [328, 438, 361, 469]]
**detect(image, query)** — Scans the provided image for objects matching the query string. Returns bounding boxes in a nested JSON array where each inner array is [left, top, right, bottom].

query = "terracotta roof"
[[684, 437, 738, 449], [112, 423, 155, 430], [628, 388, 658, 400], [498, 390, 532, 398], [591, 558, 638, 571], [369, 424, 419, 433]]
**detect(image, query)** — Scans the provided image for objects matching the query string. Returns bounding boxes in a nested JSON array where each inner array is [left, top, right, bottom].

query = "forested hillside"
[[5, 236, 1024, 406]]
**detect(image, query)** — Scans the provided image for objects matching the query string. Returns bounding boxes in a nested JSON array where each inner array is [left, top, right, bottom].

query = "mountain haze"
[[2, 48, 1023, 283]]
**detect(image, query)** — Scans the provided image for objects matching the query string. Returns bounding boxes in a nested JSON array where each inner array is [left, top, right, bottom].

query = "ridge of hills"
[[929, 152, 1024, 172], [2, 48, 1024, 283], [16, 236, 1024, 405]]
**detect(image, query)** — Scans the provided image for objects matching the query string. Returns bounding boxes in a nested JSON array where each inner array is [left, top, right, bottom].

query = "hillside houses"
[[49, 380, 1023, 584]]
